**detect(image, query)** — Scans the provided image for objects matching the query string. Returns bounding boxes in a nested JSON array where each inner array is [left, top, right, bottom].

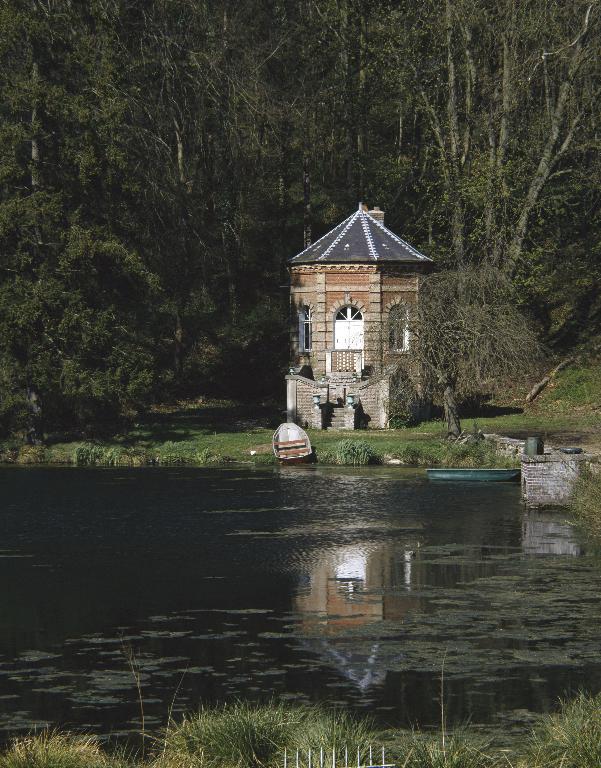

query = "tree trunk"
[[26, 386, 43, 445], [443, 383, 461, 438], [303, 153, 311, 248], [28, 58, 42, 443], [507, 4, 591, 266], [174, 118, 185, 185], [525, 356, 574, 403], [31, 61, 42, 245], [445, 0, 465, 264], [174, 310, 184, 380]]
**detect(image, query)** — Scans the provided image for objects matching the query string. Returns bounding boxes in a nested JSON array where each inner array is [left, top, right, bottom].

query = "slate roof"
[[289, 204, 431, 264]]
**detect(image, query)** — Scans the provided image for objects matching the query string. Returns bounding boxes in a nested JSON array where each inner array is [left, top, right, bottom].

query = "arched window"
[[389, 303, 410, 352], [335, 305, 364, 350], [299, 306, 312, 352]]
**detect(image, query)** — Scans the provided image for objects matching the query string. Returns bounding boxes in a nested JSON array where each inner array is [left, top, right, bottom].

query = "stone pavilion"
[[286, 204, 432, 429]]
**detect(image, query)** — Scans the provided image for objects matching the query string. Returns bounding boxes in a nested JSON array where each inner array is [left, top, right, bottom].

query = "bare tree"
[[404, 267, 540, 437]]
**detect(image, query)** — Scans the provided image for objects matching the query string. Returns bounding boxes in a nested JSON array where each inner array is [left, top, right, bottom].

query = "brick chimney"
[[368, 206, 384, 223]]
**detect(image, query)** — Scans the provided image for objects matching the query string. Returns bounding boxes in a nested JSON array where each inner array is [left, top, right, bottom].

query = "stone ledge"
[[521, 452, 598, 464]]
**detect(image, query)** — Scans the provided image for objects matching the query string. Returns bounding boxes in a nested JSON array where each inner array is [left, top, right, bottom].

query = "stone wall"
[[286, 375, 326, 429], [521, 453, 598, 507], [484, 434, 526, 457], [286, 373, 390, 429], [354, 376, 390, 429]]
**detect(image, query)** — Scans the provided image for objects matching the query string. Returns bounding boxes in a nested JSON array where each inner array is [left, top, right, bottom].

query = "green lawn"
[[2, 362, 600, 466]]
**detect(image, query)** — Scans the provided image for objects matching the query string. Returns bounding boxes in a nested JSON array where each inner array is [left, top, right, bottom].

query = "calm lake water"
[[1, 465, 600, 743]]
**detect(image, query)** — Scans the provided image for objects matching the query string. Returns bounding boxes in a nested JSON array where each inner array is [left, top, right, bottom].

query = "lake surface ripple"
[[0, 465, 599, 743]]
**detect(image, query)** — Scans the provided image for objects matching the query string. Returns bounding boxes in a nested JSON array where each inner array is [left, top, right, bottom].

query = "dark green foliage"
[[0, 0, 599, 438], [320, 439, 382, 465]]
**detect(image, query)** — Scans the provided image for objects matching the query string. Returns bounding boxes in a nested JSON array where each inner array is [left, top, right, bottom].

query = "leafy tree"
[[0, 1, 159, 437], [0, 0, 599, 439], [405, 267, 540, 437]]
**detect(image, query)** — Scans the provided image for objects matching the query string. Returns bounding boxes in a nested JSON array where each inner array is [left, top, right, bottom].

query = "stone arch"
[[329, 296, 367, 316], [327, 298, 367, 351], [332, 304, 365, 351]]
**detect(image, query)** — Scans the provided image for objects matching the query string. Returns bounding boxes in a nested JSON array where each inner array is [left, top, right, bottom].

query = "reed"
[[3, 696, 601, 768], [0, 731, 110, 768], [398, 733, 499, 768], [322, 440, 381, 466], [524, 692, 601, 768], [72, 442, 221, 467], [293, 708, 377, 756], [388, 442, 517, 469], [153, 701, 302, 768]]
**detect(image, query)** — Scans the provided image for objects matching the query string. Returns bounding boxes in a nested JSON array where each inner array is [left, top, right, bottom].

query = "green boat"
[[427, 468, 520, 482]]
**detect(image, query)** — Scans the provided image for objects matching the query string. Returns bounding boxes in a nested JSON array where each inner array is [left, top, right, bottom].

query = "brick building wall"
[[290, 263, 422, 378]]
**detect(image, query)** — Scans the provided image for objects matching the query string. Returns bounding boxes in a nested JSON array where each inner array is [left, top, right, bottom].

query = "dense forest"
[[0, 0, 599, 437]]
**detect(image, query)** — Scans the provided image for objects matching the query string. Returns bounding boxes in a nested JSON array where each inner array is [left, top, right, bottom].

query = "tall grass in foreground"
[[3, 695, 601, 768], [153, 703, 360, 768], [0, 731, 111, 768], [524, 692, 601, 768], [399, 733, 498, 768]]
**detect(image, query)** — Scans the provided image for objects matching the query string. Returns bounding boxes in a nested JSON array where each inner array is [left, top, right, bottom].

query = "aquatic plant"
[[153, 441, 220, 466], [196, 447, 222, 465], [0, 731, 110, 768], [73, 443, 111, 466], [525, 692, 601, 768], [72, 444, 135, 467], [389, 441, 517, 469], [330, 440, 381, 465], [72, 440, 222, 466], [15, 444, 47, 464]]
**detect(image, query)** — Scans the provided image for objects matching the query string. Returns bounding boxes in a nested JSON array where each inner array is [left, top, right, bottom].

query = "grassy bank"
[[0, 435, 519, 469], [2, 695, 601, 768], [1, 362, 599, 469], [571, 470, 601, 545]]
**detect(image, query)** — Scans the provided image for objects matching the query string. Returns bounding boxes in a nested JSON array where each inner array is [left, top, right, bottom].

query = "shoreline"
[[0, 695, 599, 768], [0, 433, 520, 470]]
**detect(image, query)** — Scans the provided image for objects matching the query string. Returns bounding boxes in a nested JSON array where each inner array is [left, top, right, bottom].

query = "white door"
[[335, 306, 364, 349]]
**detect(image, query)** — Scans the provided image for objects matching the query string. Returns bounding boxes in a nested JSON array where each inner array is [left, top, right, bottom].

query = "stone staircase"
[[325, 404, 355, 430]]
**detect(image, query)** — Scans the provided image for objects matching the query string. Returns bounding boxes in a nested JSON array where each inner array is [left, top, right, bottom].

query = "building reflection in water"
[[294, 542, 422, 690], [522, 509, 583, 556]]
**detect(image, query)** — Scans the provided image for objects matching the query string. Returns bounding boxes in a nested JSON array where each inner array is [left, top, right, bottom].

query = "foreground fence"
[[283, 747, 394, 768]]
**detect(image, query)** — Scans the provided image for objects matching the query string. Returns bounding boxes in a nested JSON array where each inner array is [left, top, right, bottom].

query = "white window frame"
[[389, 303, 410, 352], [299, 306, 312, 352], [334, 305, 364, 350]]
